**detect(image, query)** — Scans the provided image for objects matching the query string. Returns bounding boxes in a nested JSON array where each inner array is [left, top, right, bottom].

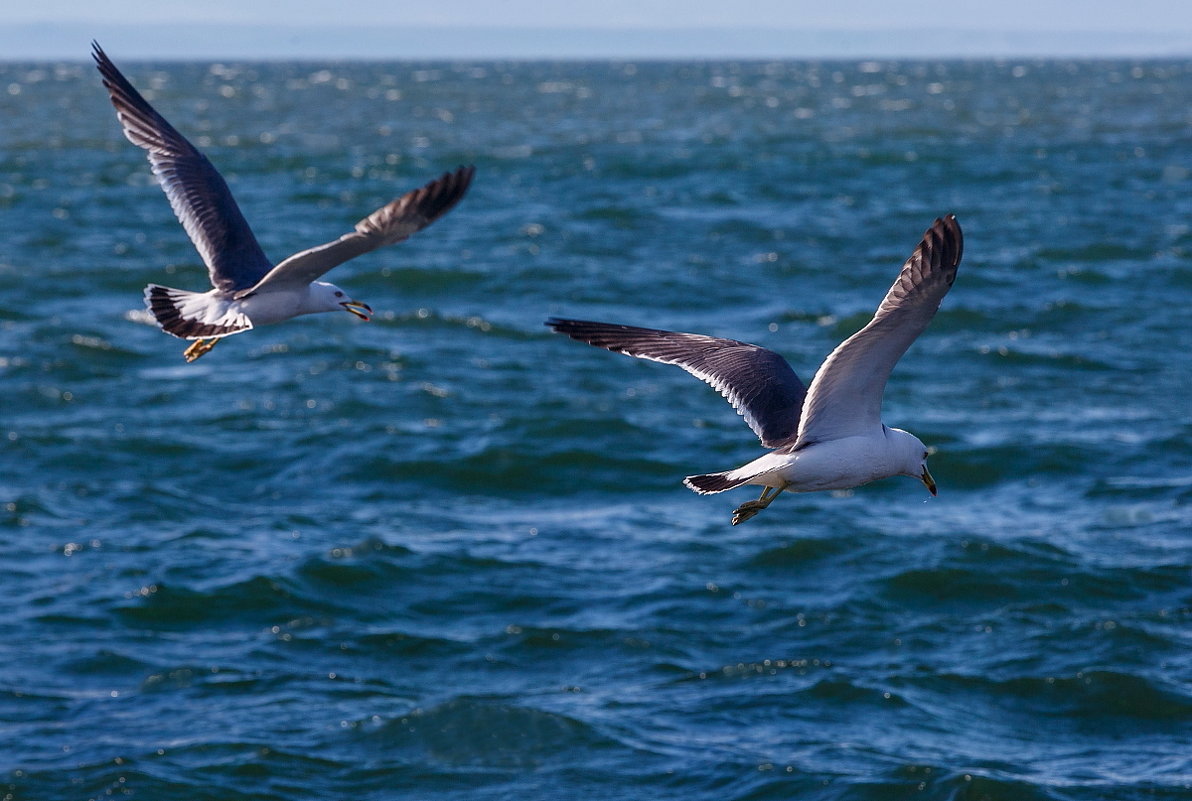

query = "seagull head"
[[890, 428, 937, 496], [311, 281, 372, 321]]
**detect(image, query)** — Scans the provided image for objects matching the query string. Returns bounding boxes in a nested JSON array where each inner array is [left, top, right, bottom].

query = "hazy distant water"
[[1, 57, 1190, 801]]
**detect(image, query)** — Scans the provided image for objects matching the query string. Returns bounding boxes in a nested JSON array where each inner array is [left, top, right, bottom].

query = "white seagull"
[[94, 43, 475, 362], [547, 215, 963, 524]]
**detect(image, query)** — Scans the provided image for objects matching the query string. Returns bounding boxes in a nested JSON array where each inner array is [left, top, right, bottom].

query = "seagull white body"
[[153, 280, 351, 332], [548, 215, 963, 524], [723, 430, 929, 493], [238, 283, 344, 325], [93, 42, 475, 361]]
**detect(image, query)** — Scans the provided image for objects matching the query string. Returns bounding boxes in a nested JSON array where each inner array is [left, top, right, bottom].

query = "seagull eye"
[[335, 291, 344, 298], [923, 451, 929, 459]]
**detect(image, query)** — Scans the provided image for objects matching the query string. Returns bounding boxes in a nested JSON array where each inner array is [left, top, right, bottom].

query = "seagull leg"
[[731, 486, 785, 526], [183, 337, 219, 362]]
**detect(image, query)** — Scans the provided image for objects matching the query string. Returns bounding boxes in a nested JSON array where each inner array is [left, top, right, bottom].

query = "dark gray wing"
[[93, 42, 272, 293], [796, 215, 963, 447], [546, 318, 807, 448], [244, 166, 474, 297]]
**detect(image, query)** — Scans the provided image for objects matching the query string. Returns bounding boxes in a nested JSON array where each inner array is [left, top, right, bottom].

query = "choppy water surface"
[[1, 58, 1190, 800]]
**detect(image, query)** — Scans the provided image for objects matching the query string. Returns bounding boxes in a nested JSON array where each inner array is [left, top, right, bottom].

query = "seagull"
[[547, 215, 963, 524], [93, 42, 475, 362]]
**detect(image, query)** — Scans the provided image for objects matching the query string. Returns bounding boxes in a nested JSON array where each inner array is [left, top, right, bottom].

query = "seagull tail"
[[684, 470, 755, 495], [144, 284, 253, 341]]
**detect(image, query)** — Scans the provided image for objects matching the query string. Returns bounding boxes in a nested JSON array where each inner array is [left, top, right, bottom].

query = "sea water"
[[0, 57, 1189, 800]]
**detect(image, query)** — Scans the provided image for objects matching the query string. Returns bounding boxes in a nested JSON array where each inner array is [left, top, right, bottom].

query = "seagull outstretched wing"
[[546, 319, 808, 448], [93, 42, 272, 293]]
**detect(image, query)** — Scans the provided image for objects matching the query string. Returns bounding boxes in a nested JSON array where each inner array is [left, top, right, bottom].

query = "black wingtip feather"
[[925, 214, 963, 280], [544, 318, 644, 352], [545, 317, 635, 354], [418, 165, 476, 223]]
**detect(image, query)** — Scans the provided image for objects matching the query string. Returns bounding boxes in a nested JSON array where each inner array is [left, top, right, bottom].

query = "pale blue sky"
[[4, 0, 1192, 59]]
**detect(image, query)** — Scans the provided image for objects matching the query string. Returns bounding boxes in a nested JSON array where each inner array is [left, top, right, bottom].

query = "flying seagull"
[[93, 42, 475, 362], [547, 215, 963, 524]]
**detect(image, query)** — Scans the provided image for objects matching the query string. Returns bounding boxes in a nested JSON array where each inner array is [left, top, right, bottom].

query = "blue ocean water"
[[1, 57, 1190, 800]]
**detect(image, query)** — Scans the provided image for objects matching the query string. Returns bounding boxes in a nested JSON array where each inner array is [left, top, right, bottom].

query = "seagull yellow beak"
[[340, 300, 373, 321], [921, 466, 937, 496]]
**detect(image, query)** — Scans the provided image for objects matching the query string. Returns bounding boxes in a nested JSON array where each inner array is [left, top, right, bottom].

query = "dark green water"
[[0, 58, 1189, 800]]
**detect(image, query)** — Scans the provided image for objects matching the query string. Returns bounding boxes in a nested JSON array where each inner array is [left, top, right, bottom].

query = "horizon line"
[[3, 22, 1191, 61]]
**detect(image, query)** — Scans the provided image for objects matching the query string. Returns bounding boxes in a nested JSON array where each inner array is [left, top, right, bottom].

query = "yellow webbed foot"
[[731, 500, 767, 526], [730, 486, 785, 526], [183, 338, 219, 362]]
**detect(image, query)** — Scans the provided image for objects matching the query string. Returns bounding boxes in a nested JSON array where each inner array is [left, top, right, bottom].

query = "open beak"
[[340, 300, 373, 321], [921, 466, 937, 497]]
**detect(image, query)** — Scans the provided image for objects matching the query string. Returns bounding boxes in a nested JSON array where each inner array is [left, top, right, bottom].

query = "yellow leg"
[[183, 337, 220, 362], [731, 485, 786, 526]]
